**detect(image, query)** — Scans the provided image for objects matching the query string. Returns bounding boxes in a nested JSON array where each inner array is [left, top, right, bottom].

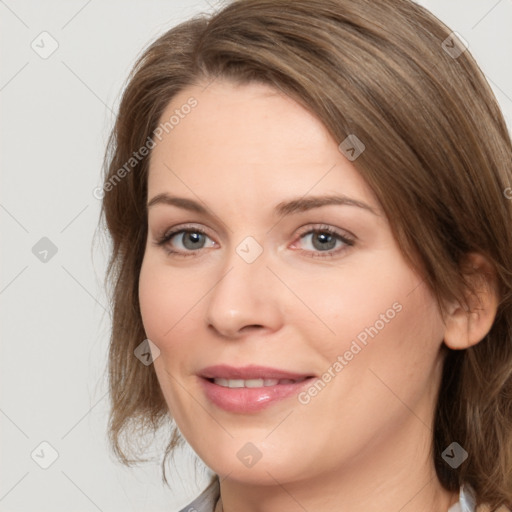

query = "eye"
[[292, 225, 355, 258], [153, 223, 355, 259], [153, 225, 216, 257]]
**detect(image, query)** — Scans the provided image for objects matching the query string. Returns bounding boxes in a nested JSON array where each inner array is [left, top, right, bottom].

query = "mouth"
[[198, 365, 316, 413], [199, 364, 315, 381]]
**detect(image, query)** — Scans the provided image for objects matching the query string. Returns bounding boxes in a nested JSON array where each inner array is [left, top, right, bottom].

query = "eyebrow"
[[146, 193, 378, 217]]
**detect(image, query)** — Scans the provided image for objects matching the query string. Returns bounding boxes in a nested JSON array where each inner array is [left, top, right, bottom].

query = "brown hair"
[[97, 0, 512, 508]]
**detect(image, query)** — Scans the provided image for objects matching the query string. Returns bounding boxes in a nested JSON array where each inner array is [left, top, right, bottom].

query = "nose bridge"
[[205, 235, 282, 337]]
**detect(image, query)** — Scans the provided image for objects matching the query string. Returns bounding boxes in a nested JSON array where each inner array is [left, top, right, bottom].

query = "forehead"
[[147, 80, 376, 212]]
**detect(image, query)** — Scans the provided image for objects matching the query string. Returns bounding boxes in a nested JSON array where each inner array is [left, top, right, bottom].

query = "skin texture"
[[138, 80, 498, 512]]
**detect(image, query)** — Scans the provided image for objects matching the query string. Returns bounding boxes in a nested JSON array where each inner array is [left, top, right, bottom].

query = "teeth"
[[212, 378, 306, 388]]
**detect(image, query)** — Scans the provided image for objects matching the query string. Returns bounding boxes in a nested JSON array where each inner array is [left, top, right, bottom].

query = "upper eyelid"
[[159, 222, 351, 235], [295, 224, 354, 238], [161, 223, 214, 239]]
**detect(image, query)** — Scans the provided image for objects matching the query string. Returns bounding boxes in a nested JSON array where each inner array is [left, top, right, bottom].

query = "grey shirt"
[[178, 478, 477, 512], [178, 477, 220, 512]]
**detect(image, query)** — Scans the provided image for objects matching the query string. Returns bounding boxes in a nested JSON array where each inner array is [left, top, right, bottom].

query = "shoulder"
[[177, 476, 220, 512]]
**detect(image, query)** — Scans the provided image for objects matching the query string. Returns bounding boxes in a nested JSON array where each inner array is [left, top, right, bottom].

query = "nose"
[[204, 243, 284, 339]]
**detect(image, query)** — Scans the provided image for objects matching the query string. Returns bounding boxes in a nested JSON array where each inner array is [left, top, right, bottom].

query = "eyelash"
[[153, 223, 355, 259]]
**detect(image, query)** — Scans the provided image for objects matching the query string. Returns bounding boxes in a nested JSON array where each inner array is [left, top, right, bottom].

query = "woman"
[[98, 0, 512, 510]]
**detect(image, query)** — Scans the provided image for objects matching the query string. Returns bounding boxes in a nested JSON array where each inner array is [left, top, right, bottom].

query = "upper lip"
[[199, 365, 314, 380]]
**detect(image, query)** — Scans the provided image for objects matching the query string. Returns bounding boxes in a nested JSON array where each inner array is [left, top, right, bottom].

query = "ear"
[[443, 252, 500, 350]]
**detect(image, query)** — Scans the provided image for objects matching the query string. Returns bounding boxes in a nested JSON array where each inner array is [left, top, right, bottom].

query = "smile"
[[198, 365, 316, 413]]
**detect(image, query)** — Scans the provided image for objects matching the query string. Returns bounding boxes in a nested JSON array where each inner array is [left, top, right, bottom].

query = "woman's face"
[[139, 80, 447, 485]]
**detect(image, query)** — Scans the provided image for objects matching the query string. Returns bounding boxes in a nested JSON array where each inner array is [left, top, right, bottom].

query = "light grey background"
[[1, 1, 511, 510]]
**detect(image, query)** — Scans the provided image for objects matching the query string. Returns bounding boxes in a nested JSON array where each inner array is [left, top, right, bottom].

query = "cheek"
[[281, 256, 416, 357], [138, 259, 201, 418], [138, 263, 169, 343], [323, 271, 446, 412], [138, 257, 202, 348], [291, 253, 445, 373]]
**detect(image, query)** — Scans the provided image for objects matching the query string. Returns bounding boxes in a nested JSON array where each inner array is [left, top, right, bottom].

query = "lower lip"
[[199, 377, 315, 413]]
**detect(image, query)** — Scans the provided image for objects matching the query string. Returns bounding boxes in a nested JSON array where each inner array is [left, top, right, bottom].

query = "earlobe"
[[443, 253, 500, 350]]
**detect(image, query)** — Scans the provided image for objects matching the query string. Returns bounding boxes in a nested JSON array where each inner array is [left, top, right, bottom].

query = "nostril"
[[241, 324, 264, 332]]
